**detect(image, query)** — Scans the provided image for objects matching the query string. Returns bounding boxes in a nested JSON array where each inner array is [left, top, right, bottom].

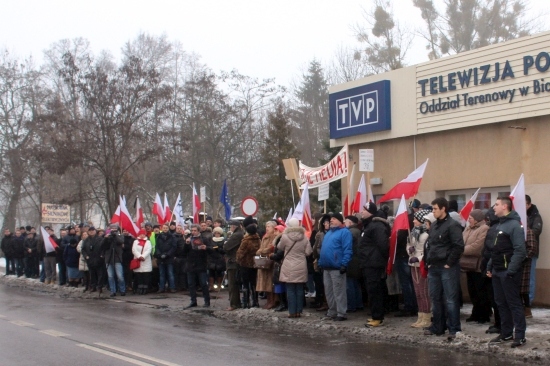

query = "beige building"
[[329, 31, 550, 306]]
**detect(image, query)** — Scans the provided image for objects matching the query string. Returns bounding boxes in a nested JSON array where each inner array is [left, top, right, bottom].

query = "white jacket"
[[132, 240, 152, 273]]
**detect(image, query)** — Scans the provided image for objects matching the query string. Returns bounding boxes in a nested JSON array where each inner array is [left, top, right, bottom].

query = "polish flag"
[[119, 196, 140, 237], [291, 184, 313, 237], [387, 195, 409, 275], [378, 159, 429, 203], [134, 196, 144, 228], [110, 205, 121, 224], [163, 193, 172, 224], [192, 183, 201, 223], [510, 173, 527, 239], [459, 188, 481, 222], [352, 175, 367, 213], [152, 193, 165, 224], [40, 226, 59, 253], [342, 194, 350, 216]]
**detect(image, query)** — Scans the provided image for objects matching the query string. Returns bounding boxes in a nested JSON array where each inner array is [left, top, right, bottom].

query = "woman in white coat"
[[133, 229, 152, 295]]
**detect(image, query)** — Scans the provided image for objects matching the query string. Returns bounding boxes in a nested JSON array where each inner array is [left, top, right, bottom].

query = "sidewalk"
[[1, 271, 549, 364]]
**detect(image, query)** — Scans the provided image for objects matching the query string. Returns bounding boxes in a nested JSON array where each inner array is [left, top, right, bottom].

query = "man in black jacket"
[[1, 229, 14, 275], [155, 223, 177, 293], [487, 197, 527, 348], [223, 220, 244, 311], [183, 224, 212, 308], [525, 195, 543, 304], [81, 227, 105, 294], [359, 203, 391, 327], [102, 224, 125, 296], [424, 197, 464, 341]]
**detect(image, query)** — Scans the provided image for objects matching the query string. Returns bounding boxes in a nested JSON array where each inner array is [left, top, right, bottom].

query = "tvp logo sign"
[[329, 80, 391, 139]]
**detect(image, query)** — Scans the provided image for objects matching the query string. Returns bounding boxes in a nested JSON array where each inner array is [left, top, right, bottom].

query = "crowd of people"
[[0, 195, 542, 349]]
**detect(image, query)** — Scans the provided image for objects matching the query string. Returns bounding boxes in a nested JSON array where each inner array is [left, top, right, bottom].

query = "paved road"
[[0, 284, 507, 365]]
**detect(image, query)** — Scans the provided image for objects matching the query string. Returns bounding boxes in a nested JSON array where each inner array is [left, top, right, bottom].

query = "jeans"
[[158, 262, 175, 290], [58, 261, 67, 285], [107, 262, 126, 293], [323, 269, 347, 318], [4, 257, 14, 275], [395, 257, 418, 312], [12, 258, 23, 277], [187, 270, 210, 305], [306, 273, 315, 294], [529, 257, 537, 304], [492, 270, 526, 339], [346, 277, 363, 311], [428, 264, 461, 335], [286, 283, 305, 315]]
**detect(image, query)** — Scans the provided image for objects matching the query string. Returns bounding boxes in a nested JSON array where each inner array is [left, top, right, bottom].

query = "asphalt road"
[[0, 284, 507, 366]]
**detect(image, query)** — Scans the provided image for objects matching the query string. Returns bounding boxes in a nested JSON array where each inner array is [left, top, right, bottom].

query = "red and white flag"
[[285, 207, 293, 225], [163, 193, 172, 224], [292, 183, 313, 235], [378, 159, 429, 203], [192, 183, 201, 223], [110, 205, 121, 224], [172, 193, 186, 228], [387, 195, 409, 275], [134, 196, 144, 228], [459, 188, 481, 222], [120, 196, 140, 237], [152, 193, 165, 224], [510, 173, 527, 239], [352, 175, 367, 213], [40, 226, 59, 253]]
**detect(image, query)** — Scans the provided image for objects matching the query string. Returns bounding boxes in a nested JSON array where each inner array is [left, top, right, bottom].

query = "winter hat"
[[363, 202, 378, 215], [213, 227, 224, 235], [414, 209, 431, 223], [288, 218, 300, 228], [137, 229, 147, 238], [331, 213, 344, 224], [345, 215, 359, 224], [470, 209, 485, 223], [245, 224, 258, 235], [144, 222, 153, 228], [409, 199, 421, 209], [242, 215, 254, 228], [424, 213, 437, 224]]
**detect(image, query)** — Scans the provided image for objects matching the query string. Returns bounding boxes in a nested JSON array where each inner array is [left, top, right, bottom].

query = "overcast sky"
[[1, 0, 548, 86]]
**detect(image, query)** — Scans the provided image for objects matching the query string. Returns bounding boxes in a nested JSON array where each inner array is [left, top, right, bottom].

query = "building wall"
[[330, 31, 550, 305]]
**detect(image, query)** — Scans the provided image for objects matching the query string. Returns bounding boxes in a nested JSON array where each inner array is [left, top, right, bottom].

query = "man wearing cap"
[[318, 213, 353, 321], [424, 197, 465, 341], [359, 202, 391, 327], [81, 226, 106, 294], [60, 226, 79, 286], [223, 220, 244, 310]]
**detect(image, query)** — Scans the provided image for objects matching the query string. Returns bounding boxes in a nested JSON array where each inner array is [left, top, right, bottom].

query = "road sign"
[[241, 196, 259, 216]]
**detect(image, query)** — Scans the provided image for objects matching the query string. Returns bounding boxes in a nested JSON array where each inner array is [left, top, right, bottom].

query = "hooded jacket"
[[318, 225, 353, 270], [277, 226, 312, 283], [358, 216, 391, 269], [487, 210, 527, 275]]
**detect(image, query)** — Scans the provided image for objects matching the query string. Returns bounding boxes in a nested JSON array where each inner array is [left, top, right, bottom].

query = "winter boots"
[[411, 312, 432, 328], [241, 289, 250, 309]]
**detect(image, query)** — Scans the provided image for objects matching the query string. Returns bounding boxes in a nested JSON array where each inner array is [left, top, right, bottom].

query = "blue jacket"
[[318, 226, 353, 269]]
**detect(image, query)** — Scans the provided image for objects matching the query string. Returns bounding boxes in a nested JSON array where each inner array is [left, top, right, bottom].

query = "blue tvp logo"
[[329, 80, 391, 139]]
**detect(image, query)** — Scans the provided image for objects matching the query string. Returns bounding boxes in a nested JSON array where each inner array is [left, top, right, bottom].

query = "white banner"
[[200, 186, 206, 203], [318, 184, 329, 201], [41, 204, 70, 224], [299, 144, 348, 189], [359, 149, 374, 172]]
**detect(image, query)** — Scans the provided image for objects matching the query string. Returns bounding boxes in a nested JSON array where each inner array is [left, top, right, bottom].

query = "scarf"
[[411, 225, 426, 243], [138, 238, 147, 247]]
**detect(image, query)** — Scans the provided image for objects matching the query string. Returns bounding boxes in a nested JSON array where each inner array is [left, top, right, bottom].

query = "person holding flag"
[[424, 197, 465, 341]]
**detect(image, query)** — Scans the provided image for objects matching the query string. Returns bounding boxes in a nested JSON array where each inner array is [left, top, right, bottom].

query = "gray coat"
[[277, 227, 312, 283]]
